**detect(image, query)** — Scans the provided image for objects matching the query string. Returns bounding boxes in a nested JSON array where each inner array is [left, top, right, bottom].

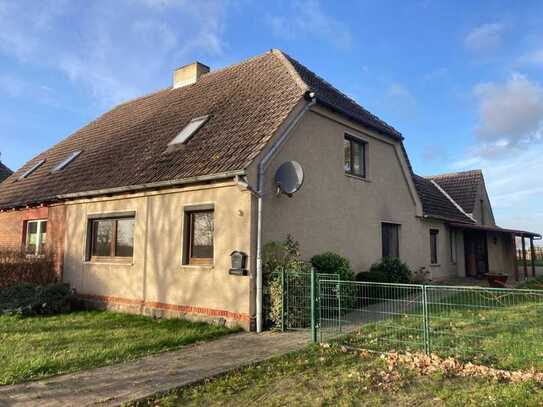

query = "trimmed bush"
[[0, 282, 72, 316], [310, 252, 354, 281], [0, 249, 57, 289], [357, 257, 412, 284]]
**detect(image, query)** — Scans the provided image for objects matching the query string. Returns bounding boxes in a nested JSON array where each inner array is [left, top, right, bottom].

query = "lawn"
[[135, 344, 543, 406], [0, 310, 238, 384], [336, 292, 543, 372]]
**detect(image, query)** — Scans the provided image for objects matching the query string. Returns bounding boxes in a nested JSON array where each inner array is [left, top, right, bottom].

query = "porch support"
[[512, 233, 519, 282], [522, 234, 528, 280], [530, 237, 536, 277]]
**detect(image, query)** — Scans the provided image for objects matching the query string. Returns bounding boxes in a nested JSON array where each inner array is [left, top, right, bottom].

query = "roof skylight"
[[51, 150, 82, 174], [18, 159, 46, 181], [167, 115, 209, 151]]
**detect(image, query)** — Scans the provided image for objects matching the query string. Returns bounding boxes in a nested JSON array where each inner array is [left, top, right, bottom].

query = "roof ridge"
[[279, 51, 402, 137], [430, 179, 476, 223], [426, 169, 483, 179], [271, 49, 309, 92]]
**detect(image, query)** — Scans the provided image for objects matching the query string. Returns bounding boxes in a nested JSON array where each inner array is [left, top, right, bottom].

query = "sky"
[[0, 0, 542, 235]]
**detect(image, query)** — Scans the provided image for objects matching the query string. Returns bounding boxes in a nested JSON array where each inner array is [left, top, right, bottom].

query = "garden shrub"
[[357, 257, 412, 284], [0, 249, 57, 289], [263, 235, 312, 330], [0, 282, 72, 316], [310, 252, 354, 281], [355, 258, 414, 305]]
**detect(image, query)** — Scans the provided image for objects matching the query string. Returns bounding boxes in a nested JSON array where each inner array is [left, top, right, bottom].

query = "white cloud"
[[473, 73, 543, 155], [0, 0, 229, 107], [465, 23, 505, 53], [267, 0, 352, 50], [519, 48, 543, 67]]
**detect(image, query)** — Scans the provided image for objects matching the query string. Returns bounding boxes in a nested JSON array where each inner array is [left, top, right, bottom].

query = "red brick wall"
[[0, 207, 49, 249], [0, 205, 66, 278]]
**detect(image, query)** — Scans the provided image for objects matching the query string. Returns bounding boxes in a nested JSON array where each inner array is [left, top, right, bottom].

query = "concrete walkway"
[[0, 331, 309, 407]]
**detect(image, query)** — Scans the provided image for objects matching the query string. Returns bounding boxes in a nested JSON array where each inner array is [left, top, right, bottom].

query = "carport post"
[[530, 237, 536, 277], [522, 235, 528, 279], [512, 233, 519, 281]]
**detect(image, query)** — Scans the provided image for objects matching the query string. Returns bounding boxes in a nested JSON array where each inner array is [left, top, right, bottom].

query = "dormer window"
[[166, 115, 209, 153], [51, 151, 82, 173], [18, 159, 46, 181]]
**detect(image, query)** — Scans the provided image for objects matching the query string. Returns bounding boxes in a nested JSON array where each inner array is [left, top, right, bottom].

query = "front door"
[[464, 231, 488, 277]]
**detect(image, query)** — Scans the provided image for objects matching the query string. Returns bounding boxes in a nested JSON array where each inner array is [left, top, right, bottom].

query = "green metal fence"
[[264, 268, 338, 332], [274, 269, 543, 371]]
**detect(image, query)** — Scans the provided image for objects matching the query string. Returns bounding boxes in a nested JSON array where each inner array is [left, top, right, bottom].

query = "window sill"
[[180, 264, 214, 271], [83, 260, 134, 266], [345, 173, 371, 183], [430, 263, 441, 267]]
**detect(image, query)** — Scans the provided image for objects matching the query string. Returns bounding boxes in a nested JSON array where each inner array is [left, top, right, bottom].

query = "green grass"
[[517, 259, 543, 267], [0, 310, 238, 384], [517, 276, 543, 290], [134, 344, 543, 407], [336, 291, 543, 372]]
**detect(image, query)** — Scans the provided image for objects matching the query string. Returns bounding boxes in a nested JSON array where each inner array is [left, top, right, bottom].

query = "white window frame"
[[25, 219, 47, 256]]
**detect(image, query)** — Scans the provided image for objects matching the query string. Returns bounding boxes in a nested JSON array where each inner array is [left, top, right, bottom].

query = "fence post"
[[310, 267, 318, 343], [281, 267, 286, 332], [337, 280, 342, 333], [422, 285, 430, 355]]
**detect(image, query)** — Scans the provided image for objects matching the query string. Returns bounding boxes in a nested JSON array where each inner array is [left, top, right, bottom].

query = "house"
[[0, 50, 539, 331], [0, 159, 12, 183]]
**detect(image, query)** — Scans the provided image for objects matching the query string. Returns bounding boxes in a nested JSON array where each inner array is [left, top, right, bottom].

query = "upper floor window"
[[184, 209, 214, 265], [430, 229, 439, 265], [25, 220, 47, 255], [382, 223, 400, 259], [344, 136, 366, 178], [88, 216, 135, 260]]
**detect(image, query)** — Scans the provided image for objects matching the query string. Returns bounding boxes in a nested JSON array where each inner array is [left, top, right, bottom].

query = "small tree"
[[310, 252, 354, 281]]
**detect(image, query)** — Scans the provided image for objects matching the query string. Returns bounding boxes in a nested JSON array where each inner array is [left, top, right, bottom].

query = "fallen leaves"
[[383, 351, 543, 384]]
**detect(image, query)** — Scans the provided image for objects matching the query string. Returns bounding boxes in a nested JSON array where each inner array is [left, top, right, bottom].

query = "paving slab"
[[0, 331, 309, 407]]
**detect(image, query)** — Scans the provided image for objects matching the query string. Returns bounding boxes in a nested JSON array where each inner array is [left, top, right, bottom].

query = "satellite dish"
[[275, 160, 304, 197]]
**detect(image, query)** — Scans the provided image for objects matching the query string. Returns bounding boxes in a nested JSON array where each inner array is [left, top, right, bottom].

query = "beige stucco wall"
[[470, 182, 496, 226], [250, 106, 458, 281], [487, 232, 515, 276], [63, 181, 253, 328]]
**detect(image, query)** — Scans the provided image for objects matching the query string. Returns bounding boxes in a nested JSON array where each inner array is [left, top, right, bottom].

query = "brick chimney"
[[173, 62, 210, 89]]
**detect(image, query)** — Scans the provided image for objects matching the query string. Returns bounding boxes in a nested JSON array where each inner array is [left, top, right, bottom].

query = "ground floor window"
[[430, 229, 439, 264], [25, 220, 47, 255], [381, 223, 400, 258], [184, 209, 214, 265], [88, 216, 135, 260]]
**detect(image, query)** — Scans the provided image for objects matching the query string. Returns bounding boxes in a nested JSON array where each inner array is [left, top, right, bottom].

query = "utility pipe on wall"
[[255, 91, 315, 333]]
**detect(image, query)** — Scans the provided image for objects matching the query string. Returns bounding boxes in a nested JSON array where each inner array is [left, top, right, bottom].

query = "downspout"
[[255, 91, 315, 333]]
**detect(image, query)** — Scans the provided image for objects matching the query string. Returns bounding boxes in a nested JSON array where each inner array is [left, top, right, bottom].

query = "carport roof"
[[448, 222, 541, 238]]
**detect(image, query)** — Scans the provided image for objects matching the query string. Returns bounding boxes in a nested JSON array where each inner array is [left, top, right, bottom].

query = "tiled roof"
[[413, 175, 474, 223], [0, 49, 401, 209], [284, 54, 402, 139], [426, 170, 482, 214], [0, 162, 12, 183]]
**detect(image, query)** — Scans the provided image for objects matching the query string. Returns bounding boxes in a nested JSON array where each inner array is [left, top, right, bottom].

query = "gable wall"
[[471, 181, 496, 226], [257, 107, 454, 278]]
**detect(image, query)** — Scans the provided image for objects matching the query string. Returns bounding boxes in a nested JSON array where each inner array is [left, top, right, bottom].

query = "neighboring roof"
[[0, 161, 12, 183], [449, 222, 541, 238], [426, 170, 482, 214], [0, 49, 401, 209], [413, 175, 474, 223]]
